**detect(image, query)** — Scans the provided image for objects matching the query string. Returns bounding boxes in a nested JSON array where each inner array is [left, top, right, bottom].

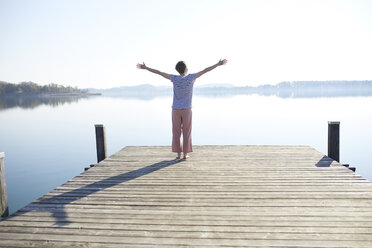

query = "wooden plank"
[[3, 215, 372, 228], [1, 232, 372, 247], [0, 226, 372, 241], [2, 220, 372, 236], [8, 210, 372, 220], [0, 152, 9, 218]]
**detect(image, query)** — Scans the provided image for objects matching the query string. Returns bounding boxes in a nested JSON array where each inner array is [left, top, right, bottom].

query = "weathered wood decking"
[[1, 145, 372, 247]]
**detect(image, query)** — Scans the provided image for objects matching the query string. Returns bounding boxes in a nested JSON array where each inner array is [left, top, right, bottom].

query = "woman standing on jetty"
[[137, 59, 227, 159]]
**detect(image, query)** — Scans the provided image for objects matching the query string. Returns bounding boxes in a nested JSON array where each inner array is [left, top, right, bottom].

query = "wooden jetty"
[[1, 145, 372, 247]]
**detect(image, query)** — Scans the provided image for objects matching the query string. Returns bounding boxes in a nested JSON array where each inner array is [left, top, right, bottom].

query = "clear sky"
[[1, 0, 372, 88]]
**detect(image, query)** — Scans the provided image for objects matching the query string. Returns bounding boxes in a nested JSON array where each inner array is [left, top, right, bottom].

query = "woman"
[[137, 59, 227, 159]]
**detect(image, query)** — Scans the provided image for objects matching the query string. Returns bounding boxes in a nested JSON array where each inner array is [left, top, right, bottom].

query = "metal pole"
[[95, 124, 107, 163], [328, 121, 340, 162]]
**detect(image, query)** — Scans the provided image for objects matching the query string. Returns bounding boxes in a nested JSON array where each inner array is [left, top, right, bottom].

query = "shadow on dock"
[[315, 156, 333, 167], [17, 159, 182, 226]]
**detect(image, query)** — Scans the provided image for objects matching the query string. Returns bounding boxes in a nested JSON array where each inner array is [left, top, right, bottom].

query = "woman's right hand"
[[136, 62, 146, 69], [218, 59, 228, 66]]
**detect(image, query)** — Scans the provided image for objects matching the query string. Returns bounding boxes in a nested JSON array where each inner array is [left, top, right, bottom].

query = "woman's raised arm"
[[196, 59, 227, 78], [137, 62, 171, 80]]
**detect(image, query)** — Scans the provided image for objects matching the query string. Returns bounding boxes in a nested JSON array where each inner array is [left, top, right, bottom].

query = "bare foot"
[[176, 152, 181, 159], [183, 153, 190, 160]]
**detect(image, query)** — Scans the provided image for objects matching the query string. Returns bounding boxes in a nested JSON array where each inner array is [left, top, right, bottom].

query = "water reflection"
[[91, 82, 372, 100], [0, 95, 94, 111]]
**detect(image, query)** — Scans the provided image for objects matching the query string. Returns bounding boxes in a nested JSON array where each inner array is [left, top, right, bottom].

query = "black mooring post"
[[95, 124, 107, 163], [328, 121, 340, 162], [0, 152, 9, 218]]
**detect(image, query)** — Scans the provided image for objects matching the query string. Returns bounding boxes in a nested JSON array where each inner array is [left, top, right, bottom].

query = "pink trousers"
[[172, 108, 193, 153]]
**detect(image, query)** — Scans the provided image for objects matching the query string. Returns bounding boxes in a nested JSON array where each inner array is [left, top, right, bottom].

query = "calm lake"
[[1, 93, 372, 214]]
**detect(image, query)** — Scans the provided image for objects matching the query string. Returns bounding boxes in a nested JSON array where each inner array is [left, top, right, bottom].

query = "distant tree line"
[[0, 81, 88, 95]]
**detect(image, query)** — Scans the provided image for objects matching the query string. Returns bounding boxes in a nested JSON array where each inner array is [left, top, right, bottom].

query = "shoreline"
[[0, 92, 102, 97]]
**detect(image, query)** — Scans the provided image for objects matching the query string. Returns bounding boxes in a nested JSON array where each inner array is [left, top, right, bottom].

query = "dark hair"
[[175, 61, 186, 75]]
